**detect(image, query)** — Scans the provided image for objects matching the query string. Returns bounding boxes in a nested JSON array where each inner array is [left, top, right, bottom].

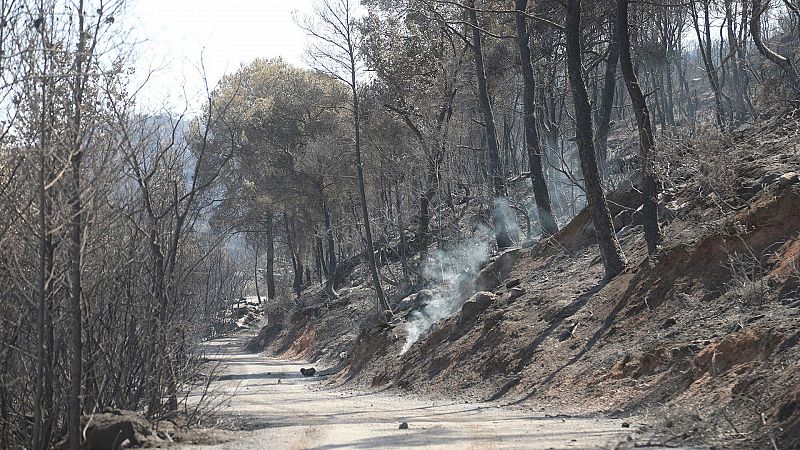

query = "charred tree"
[[466, 0, 514, 249], [265, 212, 276, 300], [617, 0, 661, 255], [253, 240, 262, 303], [691, 0, 727, 129], [514, 0, 559, 237], [68, 2, 88, 445], [320, 197, 338, 299], [595, 9, 619, 179], [565, 0, 627, 279]]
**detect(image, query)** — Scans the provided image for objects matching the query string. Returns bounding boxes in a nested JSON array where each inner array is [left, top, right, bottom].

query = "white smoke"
[[493, 197, 521, 244], [400, 231, 490, 355]]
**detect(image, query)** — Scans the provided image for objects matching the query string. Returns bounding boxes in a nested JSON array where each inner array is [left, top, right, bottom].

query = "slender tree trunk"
[[165, 358, 178, 412], [145, 227, 167, 415], [265, 212, 275, 300], [347, 35, 390, 315], [663, 41, 676, 129], [68, 2, 87, 446], [416, 154, 439, 248], [738, 1, 756, 114], [294, 255, 304, 297], [691, 0, 727, 129], [253, 241, 262, 304], [33, 153, 46, 450], [674, 51, 698, 133], [502, 115, 512, 173], [394, 179, 410, 283], [33, 65, 53, 450], [68, 163, 83, 446], [617, 0, 661, 255], [417, 187, 431, 246], [515, 0, 559, 237], [315, 237, 325, 284], [320, 201, 338, 299], [594, 10, 619, 180], [42, 238, 55, 447], [566, 0, 627, 279], [725, 0, 745, 124], [285, 214, 304, 298], [467, 0, 514, 249], [652, 71, 666, 132]]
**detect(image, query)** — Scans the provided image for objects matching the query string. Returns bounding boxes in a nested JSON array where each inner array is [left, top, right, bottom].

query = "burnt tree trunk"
[[321, 200, 338, 298], [595, 10, 619, 179], [565, 0, 627, 279], [33, 69, 55, 450], [315, 237, 324, 284], [691, 0, 727, 129], [514, 0, 559, 237], [394, 179, 410, 283], [68, 3, 87, 446], [617, 0, 661, 255], [284, 213, 304, 298], [467, 0, 514, 249], [345, 23, 390, 315], [253, 241, 262, 304], [265, 212, 275, 300], [416, 152, 440, 248]]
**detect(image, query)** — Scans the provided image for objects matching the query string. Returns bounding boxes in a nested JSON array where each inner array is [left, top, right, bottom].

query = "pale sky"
[[128, 0, 314, 110]]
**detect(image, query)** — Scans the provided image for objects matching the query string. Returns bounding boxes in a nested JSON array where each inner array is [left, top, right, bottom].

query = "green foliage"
[[209, 59, 355, 252]]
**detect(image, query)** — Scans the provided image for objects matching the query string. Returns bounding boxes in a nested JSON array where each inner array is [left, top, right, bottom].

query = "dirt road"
[[176, 334, 657, 450]]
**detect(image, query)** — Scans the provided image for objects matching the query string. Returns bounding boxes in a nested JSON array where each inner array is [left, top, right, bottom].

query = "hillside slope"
[[250, 113, 800, 449]]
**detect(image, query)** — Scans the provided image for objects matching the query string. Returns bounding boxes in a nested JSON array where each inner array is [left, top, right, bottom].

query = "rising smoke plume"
[[400, 197, 523, 354], [493, 197, 520, 243], [400, 228, 490, 354]]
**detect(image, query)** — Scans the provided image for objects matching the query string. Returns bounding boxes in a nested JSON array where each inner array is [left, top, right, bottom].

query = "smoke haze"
[[400, 230, 490, 354]]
